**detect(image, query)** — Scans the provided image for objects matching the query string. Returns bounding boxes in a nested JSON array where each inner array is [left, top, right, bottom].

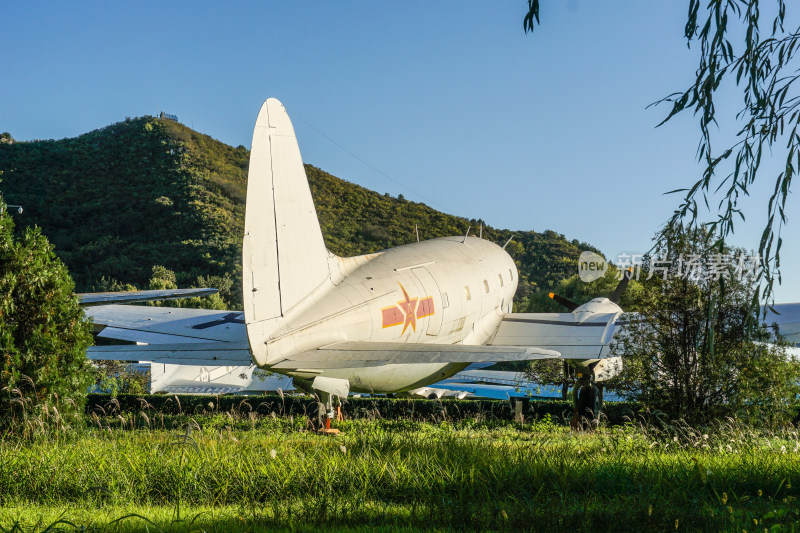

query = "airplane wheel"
[[576, 384, 600, 424]]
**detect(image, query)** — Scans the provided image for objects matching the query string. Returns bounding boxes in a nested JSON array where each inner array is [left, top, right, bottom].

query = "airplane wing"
[[429, 383, 533, 400], [427, 369, 540, 400], [268, 341, 561, 369], [87, 339, 560, 368], [78, 288, 218, 306], [149, 364, 296, 394], [488, 312, 623, 359], [85, 304, 247, 343], [85, 307, 618, 369], [88, 342, 252, 366], [85, 304, 253, 365]]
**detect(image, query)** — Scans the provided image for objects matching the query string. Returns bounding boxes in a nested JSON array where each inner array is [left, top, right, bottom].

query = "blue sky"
[[2, 1, 798, 302]]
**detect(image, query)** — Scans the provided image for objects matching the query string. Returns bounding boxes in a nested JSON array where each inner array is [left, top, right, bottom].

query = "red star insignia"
[[397, 283, 419, 334]]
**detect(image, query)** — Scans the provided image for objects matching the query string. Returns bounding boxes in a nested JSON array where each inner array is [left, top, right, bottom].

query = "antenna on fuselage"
[[415, 223, 420, 242], [479, 224, 483, 239], [462, 226, 471, 243], [502, 235, 514, 250]]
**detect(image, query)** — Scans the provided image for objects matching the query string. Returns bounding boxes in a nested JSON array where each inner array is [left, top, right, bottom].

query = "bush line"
[[85, 393, 645, 425]]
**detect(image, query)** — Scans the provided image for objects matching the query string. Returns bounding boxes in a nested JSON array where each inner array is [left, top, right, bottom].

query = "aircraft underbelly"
[[291, 362, 467, 393]]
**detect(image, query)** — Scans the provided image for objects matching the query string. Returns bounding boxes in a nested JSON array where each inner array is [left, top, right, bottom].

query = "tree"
[[524, 0, 797, 307], [0, 198, 94, 425], [147, 265, 229, 310], [523, 267, 644, 393], [608, 226, 799, 423], [528, 267, 645, 313], [92, 360, 149, 396]]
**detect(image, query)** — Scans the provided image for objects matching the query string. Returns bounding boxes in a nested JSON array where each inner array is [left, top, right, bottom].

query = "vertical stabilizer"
[[243, 99, 331, 363]]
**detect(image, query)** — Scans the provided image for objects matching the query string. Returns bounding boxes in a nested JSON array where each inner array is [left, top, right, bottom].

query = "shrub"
[[0, 199, 93, 428]]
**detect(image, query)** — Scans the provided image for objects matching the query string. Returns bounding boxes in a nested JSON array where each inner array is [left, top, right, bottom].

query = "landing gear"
[[315, 390, 339, 434], [311, 376, 350, 435], [571, 369, 602, 430], [561, 361, 574, 400], [575, 383, 600, 420]]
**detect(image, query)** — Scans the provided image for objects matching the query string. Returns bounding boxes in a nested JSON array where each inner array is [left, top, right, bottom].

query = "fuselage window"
[[442, 292, 450, 308], [498, 273, 504, 287], [483, 279, 490, 293], [464, 286, 471, 301], [508, 268, 513, 281]]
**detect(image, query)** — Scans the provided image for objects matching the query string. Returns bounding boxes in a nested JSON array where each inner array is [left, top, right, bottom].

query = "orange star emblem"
[[381, 283, 435, 334], [397, 284, 418, 334]]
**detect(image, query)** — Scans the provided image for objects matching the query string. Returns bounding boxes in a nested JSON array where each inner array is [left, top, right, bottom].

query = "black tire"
[[576, 384, 600, 422]]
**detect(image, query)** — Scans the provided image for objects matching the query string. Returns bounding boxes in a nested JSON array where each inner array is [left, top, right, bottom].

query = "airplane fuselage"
[[259, 235, 518, 392]]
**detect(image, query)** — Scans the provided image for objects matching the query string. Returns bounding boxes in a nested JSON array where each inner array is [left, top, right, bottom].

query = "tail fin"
[[242, 99, 330, 338]]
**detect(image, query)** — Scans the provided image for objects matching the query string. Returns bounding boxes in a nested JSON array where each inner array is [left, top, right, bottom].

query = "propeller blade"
[[549, 292, 579, 312], [610, 268, 633, 304]]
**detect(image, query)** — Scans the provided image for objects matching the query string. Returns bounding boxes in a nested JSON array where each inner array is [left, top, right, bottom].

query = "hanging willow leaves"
[[524, 0, 798, 312]]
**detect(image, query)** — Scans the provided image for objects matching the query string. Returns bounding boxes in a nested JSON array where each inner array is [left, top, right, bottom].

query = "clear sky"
[[2, 1, 798, 302]]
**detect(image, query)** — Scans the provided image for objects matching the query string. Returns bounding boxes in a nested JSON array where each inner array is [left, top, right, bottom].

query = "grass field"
[[1, 408, 799, 532]]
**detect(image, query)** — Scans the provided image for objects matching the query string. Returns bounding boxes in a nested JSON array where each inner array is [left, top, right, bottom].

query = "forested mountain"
[[0, 117, 600, 311]]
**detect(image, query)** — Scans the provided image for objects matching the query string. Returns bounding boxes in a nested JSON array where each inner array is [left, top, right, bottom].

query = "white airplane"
[[81, 98, 640, 425]]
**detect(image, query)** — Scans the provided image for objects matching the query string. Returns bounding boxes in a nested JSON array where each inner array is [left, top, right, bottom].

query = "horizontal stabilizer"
[[269, 341, 561, 370], [79, 288, 218, 307], [88, 342, 252, 366]]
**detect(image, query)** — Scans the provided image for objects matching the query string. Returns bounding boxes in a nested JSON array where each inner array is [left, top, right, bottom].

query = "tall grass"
[[1, 404, 799, 531]]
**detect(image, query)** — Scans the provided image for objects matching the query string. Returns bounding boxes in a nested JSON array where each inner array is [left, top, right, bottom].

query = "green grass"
[[0, 504, 441, 533], [1, 414, 799, 531]]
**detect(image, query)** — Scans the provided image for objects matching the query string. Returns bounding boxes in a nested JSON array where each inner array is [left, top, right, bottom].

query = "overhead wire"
[[292, 112, 452, 213]]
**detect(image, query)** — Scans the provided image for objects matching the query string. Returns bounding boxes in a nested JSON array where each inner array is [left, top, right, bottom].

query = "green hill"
[[0, 117, 600, 311]]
